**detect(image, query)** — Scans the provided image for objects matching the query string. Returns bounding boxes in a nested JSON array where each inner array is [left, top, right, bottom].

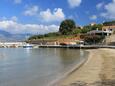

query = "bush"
[[103, 21, 115, 26], [44, 32, 60, 37], [28, 35, 44, 40], [84, 35, 105, 44], [28, 32, 61, 40], [72, 28, 81, 34]]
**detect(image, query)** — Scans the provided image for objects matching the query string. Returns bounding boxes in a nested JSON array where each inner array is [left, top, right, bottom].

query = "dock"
[[38, 45, 115, 49], [0, 42, 115, 49]]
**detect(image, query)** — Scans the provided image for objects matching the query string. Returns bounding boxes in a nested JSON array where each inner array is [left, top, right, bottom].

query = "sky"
[[0, 0, 115, 34]]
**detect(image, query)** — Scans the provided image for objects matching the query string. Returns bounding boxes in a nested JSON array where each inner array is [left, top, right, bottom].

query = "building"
[[102, 25, 115, 32], [0, 42, 26, 48], [87, 25, 115, 36], [87, 30, 112, 36], [90, 22, 96, 26]]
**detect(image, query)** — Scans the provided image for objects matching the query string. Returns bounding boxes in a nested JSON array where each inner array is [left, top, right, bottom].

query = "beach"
[[56, 48, 115, 86]]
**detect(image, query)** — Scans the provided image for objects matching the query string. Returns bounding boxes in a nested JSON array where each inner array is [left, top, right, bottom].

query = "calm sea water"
[[0, 48, 88, 86]]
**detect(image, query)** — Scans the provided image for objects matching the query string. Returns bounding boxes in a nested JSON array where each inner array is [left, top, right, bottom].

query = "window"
[[110, 29, 112, 31]]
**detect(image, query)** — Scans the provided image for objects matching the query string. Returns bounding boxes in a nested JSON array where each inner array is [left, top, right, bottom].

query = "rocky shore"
[[56, 49, 115, 86]]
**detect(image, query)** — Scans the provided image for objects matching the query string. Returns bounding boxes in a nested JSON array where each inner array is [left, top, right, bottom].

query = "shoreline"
[[56, 48, 115, 86], [56, 49, 102, 86], [48, 50, 90, 86]]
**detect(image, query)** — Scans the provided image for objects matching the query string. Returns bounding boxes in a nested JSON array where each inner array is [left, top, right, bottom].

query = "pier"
[[38, 45, 115, 49]]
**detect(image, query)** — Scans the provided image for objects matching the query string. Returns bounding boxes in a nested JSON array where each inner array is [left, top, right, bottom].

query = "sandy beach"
[[56, 48, 115, 86]]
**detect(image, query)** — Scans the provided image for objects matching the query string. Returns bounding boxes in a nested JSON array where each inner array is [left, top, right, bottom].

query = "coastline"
[[55, 48, 115, 86], [48, 50, 89, 86]]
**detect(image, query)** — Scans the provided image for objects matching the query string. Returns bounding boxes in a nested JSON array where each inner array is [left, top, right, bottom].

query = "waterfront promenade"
[[38, 45, 115, 49], [1, 42, 115, 49]]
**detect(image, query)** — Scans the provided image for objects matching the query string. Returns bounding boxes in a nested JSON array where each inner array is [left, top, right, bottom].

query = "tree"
[[59, 19, 76, 35], [72, 28, 81, 34], [91, 24, 103, 30], [81, 24, 103, 34]]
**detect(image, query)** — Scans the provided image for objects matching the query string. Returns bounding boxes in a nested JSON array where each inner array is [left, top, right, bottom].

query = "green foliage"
[[103, 21, 115, 26], [81, 28, 90, 33], [81, 25, 91, 33], [28, 32, 60, 40], [81, 24, 102, 33], [44, 32, 60, 37], [59, 19, 76, 35], [91, 24, 103, 30], [84, 35, 105, 44], [28, 35, 44, 40], [72, 28, 81, 34], [28, 19, 112, 41]]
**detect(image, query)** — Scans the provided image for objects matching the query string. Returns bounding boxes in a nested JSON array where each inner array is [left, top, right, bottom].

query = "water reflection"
[[59, 49, 81, 66], [0, 48, 88, 86]]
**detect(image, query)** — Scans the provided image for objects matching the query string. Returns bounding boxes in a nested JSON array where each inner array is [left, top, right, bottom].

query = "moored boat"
[[23, 44, 33, 48]]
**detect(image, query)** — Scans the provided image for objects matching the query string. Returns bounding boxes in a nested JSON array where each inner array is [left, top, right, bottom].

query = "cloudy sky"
[[0, 0, 115, 34]]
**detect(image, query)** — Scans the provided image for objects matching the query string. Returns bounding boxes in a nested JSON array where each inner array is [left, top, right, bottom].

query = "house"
[[87, 25, 115, 36], [87, 30, 112, 36], [102, 25, 115, 32]]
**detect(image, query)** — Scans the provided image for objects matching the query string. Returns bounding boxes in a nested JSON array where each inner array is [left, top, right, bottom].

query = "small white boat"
[[23, 44, 33, 48]]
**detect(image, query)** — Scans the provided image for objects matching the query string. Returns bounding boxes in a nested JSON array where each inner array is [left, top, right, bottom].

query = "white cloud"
[[96, 2, 104, 9], [24, 5, 39, 16], [68, 0, 82, 8], [90, 15, 97, 20], [14, 0, 22, 4], [40, 8, 65, 22], [101, 0, 115, 19], [23, 6, 65, 22], [0, 20, 59, 34]]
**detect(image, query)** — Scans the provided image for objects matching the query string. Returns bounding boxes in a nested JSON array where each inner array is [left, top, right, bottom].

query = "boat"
[[23, 44, 33, 48]]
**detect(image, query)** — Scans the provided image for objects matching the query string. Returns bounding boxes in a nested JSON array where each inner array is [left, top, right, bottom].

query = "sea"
[[0, 48, 88, 86]]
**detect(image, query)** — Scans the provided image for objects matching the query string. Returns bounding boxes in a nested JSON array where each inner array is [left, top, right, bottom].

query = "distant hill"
[[0, 29, 32, 41], [0, 29, 12, 37]]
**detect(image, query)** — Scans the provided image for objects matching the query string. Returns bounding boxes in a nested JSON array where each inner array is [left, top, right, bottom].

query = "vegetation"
[[103, 21, 115, 26], [28, 19, 105, 40], [82, 24, 103, 33], [72, 28, 81, 34], [28, 32, 60, 40], [83, 35, 105, 44], [28, 19, 82, 40], [91, 24, 103, 30], [59, 19, 76, 35], [28, 19, 115, 44]]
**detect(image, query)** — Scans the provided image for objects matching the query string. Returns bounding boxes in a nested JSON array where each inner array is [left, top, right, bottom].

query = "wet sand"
[[56, 48, 115, 86]]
